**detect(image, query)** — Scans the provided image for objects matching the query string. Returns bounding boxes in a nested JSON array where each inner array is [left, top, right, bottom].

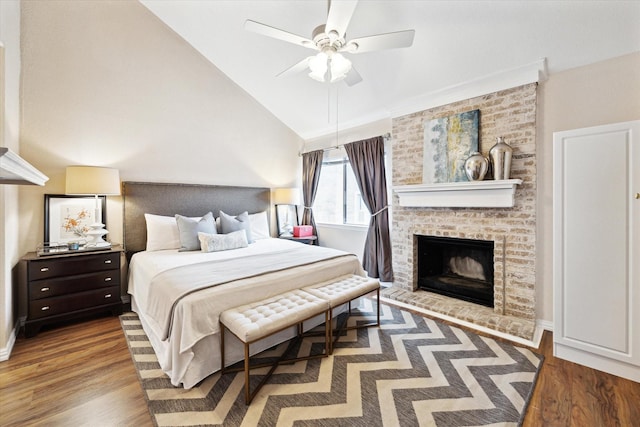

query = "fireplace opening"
[[416, 235, 494, 307]]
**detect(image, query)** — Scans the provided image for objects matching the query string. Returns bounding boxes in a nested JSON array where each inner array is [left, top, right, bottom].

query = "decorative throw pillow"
[[249, 211, 270, 240], [144, 213, 181, 251], [219, 210, 253, 243], [175, 212, 216, 252], [198, 230, 248, 253]]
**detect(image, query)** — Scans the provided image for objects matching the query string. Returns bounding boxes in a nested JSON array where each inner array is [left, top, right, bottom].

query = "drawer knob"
[[104, 277, 112, 282], [104, 294, 112, 298], [40, 267, 50, 272], [41, 306, 50, 311], [104, 260, 112, 264], [40, 287, 50, 292]]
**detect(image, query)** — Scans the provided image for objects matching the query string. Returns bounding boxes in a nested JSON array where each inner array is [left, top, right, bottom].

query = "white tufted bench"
[[303, 274, 381, 353], [220, 289, 331, 404]]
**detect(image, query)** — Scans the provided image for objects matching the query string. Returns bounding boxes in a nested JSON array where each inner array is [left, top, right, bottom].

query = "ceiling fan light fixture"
[[308, 51, 329, 81], [245, 0, 415, 86], [308, 48, 352, 83], [329, 52, 352, 82]]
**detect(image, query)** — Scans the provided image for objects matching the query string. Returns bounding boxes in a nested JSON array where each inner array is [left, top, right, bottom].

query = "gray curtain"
[[344, 136, 393, 281], [301, 150, 323, 245]]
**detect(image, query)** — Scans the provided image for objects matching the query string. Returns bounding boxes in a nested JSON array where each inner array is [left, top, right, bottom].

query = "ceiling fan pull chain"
[[327, 88, 331, 124], [335, 87, 339, 147]]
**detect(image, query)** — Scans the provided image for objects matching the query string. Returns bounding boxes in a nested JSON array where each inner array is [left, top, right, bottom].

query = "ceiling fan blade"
[[344, 66, 362, 86], [245, 20, 317, 49], [326, 0, 358, 39], [276, 57, 313, 78], [342, 30, 415, 54]]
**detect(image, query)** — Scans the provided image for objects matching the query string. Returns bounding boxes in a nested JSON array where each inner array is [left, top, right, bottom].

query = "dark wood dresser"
[[18, 246, 123, 337]]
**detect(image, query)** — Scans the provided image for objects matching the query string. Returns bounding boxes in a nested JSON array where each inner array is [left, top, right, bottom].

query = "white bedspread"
[[128, 238, 365, 388]]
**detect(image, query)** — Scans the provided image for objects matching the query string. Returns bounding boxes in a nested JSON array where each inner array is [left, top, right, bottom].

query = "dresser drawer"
[[28, 286, 121, 320], [28, 252, 120, 280], [29, 270, 120, 300]]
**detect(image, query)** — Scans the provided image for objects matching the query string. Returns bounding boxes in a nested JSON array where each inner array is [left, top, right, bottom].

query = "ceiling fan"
[[245, 0, 415, 86]]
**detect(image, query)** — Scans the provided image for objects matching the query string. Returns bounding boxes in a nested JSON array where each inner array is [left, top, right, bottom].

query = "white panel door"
[[553, 120, 640, 382]]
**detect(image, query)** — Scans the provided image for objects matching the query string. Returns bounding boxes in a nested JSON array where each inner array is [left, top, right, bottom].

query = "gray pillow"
[[198, 230, 248, 252], [175, 212, 216, 251], [219, 210, 253, 243]]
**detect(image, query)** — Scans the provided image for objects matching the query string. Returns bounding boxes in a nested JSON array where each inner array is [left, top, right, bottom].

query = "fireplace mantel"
[[394, 179, 522, 208]]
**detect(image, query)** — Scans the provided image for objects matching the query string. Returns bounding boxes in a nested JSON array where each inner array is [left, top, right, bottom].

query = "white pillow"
[[144, 213, 181, 251], [249, 211, 270, 240], [198, 230, 248, 252]]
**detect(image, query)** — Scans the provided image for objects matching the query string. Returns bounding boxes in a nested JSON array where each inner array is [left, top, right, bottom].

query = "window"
[[314, 158, 371, 226]]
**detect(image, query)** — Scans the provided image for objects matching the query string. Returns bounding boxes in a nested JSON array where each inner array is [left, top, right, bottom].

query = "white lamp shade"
[[329, 53, 352, 82], [308, 50, 352, 83], [308, 52, 328, 82], [65, 166, 121, 195], [273, 188, 300, 205]]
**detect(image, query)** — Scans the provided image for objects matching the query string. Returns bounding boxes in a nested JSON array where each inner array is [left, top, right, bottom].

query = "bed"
[[123, 182, 365, 388]]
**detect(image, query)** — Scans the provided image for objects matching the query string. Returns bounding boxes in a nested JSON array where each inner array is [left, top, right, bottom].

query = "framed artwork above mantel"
[[423, 109, 479, 184]]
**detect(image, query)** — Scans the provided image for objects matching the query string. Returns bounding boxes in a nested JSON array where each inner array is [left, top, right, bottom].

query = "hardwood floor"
[[523, 332, 640, 427], [0, 315, 152, 427], [1, 314, 638, 426]]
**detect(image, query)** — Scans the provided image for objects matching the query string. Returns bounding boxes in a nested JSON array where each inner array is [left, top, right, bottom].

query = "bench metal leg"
[[244, 343, 251, 404], [220, 323, 226, 374], [377, 287, 380, 326], [330, 287, 381, 354], [222, 310, 332, 405]]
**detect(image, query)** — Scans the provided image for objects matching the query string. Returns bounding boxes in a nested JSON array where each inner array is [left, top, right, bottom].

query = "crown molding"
[[0, 148, 49, 186], [300, 109, 391, 141], [390, 58, 548, 119]]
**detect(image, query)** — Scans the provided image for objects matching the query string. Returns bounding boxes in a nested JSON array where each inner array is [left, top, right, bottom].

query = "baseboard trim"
[[537, 319, 553, 332], [0, 321, 18, 361], [554, 342, 640, 383]]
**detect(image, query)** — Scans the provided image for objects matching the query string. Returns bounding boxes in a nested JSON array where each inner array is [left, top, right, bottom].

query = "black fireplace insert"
[[416, 235, 494, 307]]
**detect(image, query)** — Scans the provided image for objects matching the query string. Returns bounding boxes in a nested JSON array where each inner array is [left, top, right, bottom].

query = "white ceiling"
[[140, 0, 640, 140]]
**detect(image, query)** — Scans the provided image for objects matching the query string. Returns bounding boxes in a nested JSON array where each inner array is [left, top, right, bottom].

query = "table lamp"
[[65, 166, 120, 247], [273, 187, 300, 237]]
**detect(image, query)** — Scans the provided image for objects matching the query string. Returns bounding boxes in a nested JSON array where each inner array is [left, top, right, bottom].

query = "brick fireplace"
[[382, 83, 538, 341]]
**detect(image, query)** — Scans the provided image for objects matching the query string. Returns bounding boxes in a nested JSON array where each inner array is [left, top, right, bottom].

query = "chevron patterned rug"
[[121, 300, 542, 426]]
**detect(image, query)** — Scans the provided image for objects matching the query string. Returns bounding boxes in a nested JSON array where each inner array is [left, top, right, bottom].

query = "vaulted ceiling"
[[140, 1, 640, 140]]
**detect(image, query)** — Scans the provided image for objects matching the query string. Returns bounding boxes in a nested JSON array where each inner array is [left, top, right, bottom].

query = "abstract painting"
[[423, 109, 479, 183]]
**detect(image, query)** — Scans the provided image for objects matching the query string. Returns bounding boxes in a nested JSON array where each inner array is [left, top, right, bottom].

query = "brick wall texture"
[[391, 83, 537, 322]]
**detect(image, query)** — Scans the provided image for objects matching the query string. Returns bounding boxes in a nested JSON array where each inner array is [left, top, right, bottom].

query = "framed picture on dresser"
[[275, 204, 299, 237], [44, 194, 106, 244]]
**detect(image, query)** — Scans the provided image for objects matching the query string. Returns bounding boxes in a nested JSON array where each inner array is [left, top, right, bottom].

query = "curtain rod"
[[299, 132, 391, 157]]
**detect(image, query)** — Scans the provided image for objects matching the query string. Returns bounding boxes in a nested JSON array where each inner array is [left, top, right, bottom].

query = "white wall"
[[17, 0, 303, 257], [304, 118, 391, 153], [316, 223, 367, 261], [537, 51, 640, 324], [0, 0, 21, 360]]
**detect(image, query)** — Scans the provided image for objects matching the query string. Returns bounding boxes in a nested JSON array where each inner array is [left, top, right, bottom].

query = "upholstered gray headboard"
[[122, 181, 270, 259]]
